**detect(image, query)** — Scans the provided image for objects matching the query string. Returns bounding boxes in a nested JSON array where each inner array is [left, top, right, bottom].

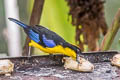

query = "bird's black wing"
[[31, 25, 69, 48]]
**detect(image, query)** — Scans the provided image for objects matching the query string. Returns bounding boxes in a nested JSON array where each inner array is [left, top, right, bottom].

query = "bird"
[[8, 18, 82, 63]]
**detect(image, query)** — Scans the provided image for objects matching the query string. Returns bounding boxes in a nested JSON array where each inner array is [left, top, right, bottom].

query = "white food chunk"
[[111, 54, 120, 67], [0, 59, 14, 75], [63, 57, 94, 72]]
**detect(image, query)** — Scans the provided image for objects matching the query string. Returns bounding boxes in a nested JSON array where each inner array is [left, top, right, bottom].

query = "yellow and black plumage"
[[8, 18, 82, 62]]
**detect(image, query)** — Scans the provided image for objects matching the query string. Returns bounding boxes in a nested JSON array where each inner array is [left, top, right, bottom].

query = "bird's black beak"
[[76, 49, 82, 64], [76, 54, 81, 64]]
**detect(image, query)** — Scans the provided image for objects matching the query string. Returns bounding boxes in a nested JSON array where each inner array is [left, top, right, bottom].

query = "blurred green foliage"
[[40, 0, 75, 43], [104, 0, 120, 50], [0, 0, 7, 53]]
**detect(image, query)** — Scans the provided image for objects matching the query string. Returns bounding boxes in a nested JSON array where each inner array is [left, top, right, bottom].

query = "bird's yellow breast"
[[29, 40, 76, 58]]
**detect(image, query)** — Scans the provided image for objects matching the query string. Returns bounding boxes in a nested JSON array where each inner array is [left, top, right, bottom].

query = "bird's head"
[[70, 45, 82, 62], [73, 46, 81, 56], [68, 44, 82, 58]]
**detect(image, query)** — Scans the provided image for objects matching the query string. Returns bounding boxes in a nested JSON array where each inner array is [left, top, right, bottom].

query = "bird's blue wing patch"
[[42, 34, 56, 48], [29, 30, 40, 43]]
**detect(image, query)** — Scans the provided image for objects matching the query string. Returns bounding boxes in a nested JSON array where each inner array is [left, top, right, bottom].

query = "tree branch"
[[100, 8, 120, 51]]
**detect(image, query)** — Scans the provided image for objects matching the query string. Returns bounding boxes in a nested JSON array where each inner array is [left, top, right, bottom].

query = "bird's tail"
[[8, 18, 28, 29]]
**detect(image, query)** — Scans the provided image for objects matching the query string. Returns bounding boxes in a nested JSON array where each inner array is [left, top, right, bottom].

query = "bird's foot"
[[28, 46, 31, 57], [27, 46, 32, 60]]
